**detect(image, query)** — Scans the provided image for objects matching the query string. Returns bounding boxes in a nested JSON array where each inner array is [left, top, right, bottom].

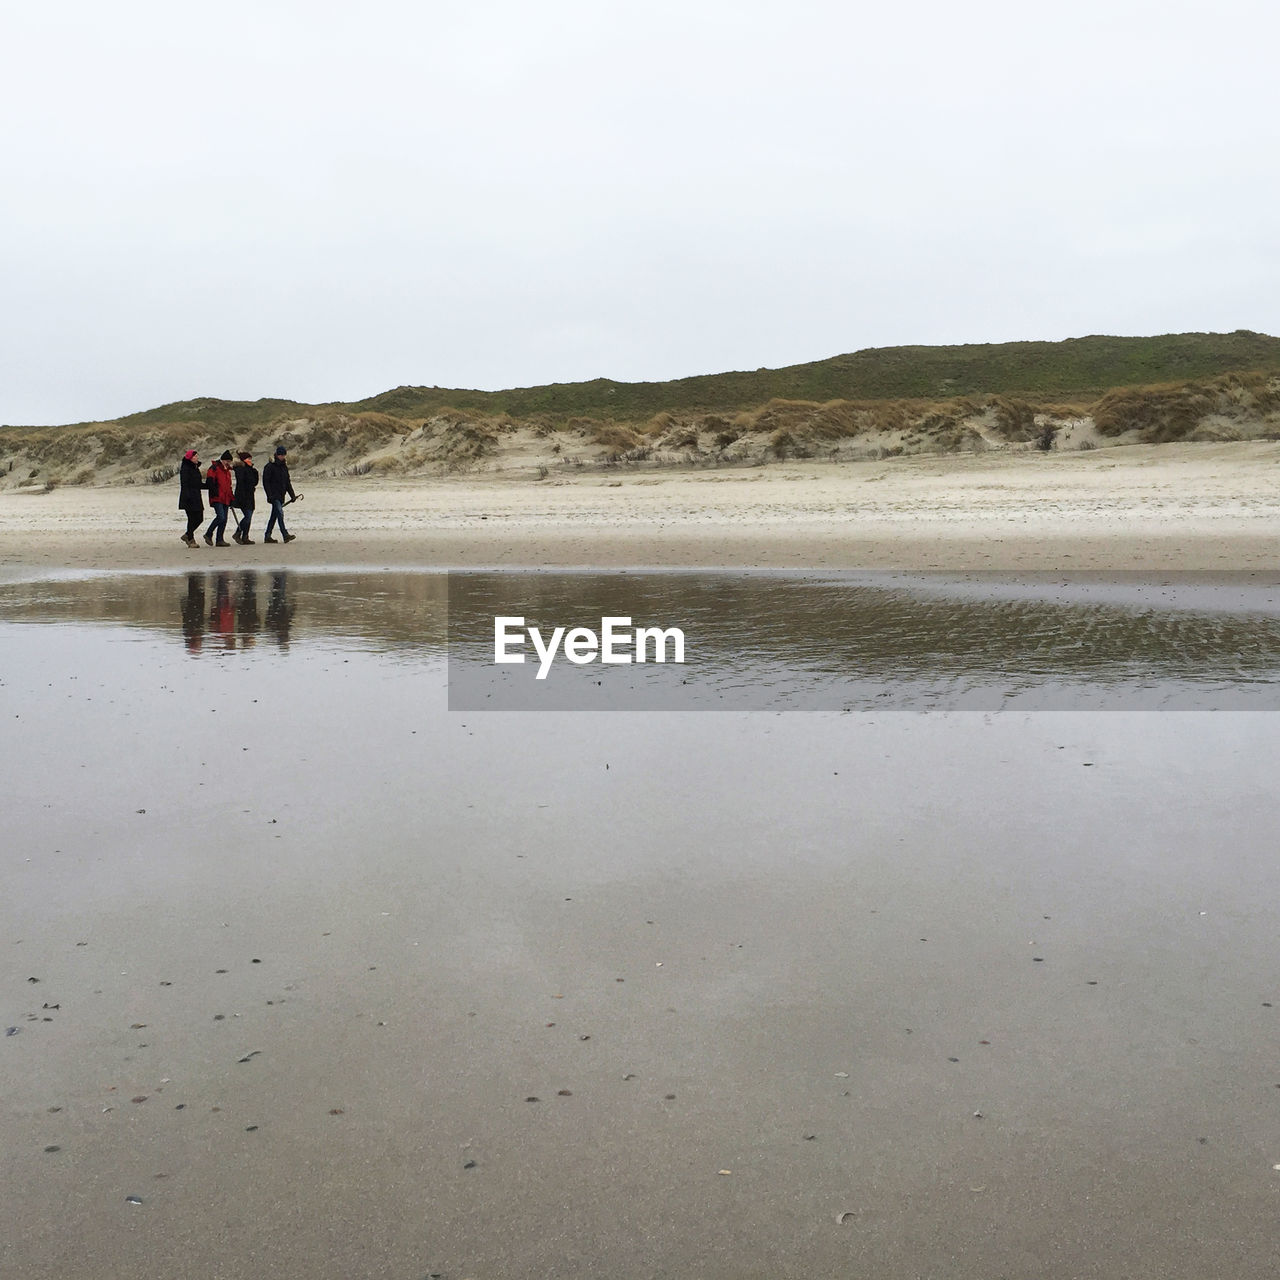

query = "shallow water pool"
[[2, 569, 1279, 1280]]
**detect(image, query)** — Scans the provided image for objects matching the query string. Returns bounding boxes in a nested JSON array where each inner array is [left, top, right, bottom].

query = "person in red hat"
[[177, 448, 204, 547]]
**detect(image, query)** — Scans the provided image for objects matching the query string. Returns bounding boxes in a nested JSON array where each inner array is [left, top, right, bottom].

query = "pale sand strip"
[[1, 441, 1277, 575]]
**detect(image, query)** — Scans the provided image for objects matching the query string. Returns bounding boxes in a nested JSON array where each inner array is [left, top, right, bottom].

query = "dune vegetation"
[[3, 332, 1280, 490]]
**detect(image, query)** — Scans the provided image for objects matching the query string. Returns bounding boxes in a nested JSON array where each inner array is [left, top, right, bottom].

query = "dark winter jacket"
[[262, 459, 295, 504], [206, 461, 234, 506], [178, 458, 205, 514], [232, 462, 259, 510]]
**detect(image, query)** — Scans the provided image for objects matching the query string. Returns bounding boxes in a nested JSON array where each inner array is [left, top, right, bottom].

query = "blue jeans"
[[264, 498, 289, 539], [205, 503, 228, 541], [235, 506, 254, 537]]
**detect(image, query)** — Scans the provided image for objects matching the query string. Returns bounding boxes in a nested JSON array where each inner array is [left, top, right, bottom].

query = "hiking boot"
[[203, 531, 214, 545], [181, 533, 197, 547], [282, 533, 296, 543], [231, 530, 244, 544], [241, 537, 256, 544], [215, 539, 231, 547], [263, 536, 278, 543]]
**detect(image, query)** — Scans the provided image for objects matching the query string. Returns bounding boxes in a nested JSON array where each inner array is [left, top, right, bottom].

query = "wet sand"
[[3, 572, 1280, 1278], [1, 441, 1279, 578], [5, 658, 1280, 1277], [5, 449, 1280, 1277]]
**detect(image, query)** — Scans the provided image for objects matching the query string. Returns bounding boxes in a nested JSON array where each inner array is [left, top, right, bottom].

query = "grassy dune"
[[350, 330, 1280, 419], [3, 332, 1280, 489]]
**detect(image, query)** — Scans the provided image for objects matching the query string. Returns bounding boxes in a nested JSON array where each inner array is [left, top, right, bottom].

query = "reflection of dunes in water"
[[0, 571, 449, 655], [2, 570, 1280, 684], [448, 573, 1280, 683], [818, 596, 1277, 679]]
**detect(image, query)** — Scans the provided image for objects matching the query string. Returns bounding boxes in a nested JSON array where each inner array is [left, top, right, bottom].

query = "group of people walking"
[[178, 445, 300, 547]]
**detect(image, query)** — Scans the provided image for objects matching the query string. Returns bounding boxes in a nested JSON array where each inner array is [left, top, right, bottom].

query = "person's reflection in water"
[[235, 570, 261, 650], [265, 572, 295, 650], [209, 572, 236, 650], [180, 573, 206, 654]]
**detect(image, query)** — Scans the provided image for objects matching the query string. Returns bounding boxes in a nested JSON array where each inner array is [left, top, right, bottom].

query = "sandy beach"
[[1, 441, 1278, 577], [11, 0, 1280, 1268], [5, 442, 1280, 1279]]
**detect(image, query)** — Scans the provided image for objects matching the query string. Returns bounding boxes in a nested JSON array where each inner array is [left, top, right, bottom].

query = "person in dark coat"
[[231, 451, 259, 544], [204, 451, 234, 546], [178, 449, 204, 546], [261, 445, 298, 543]]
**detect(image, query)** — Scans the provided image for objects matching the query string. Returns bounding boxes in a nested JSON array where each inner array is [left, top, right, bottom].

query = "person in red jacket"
[[203, 451, 235, 546]]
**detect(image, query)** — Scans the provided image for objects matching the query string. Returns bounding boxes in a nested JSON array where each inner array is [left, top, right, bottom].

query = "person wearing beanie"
[[203, 450, 235, 546], [231, 451, 259, 544], [177, 448, 204, 546], [261, 445, 298, 544]]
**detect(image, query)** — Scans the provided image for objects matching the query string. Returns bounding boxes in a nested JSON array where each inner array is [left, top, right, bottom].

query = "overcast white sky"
[[2, 0, 1278, 424]]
